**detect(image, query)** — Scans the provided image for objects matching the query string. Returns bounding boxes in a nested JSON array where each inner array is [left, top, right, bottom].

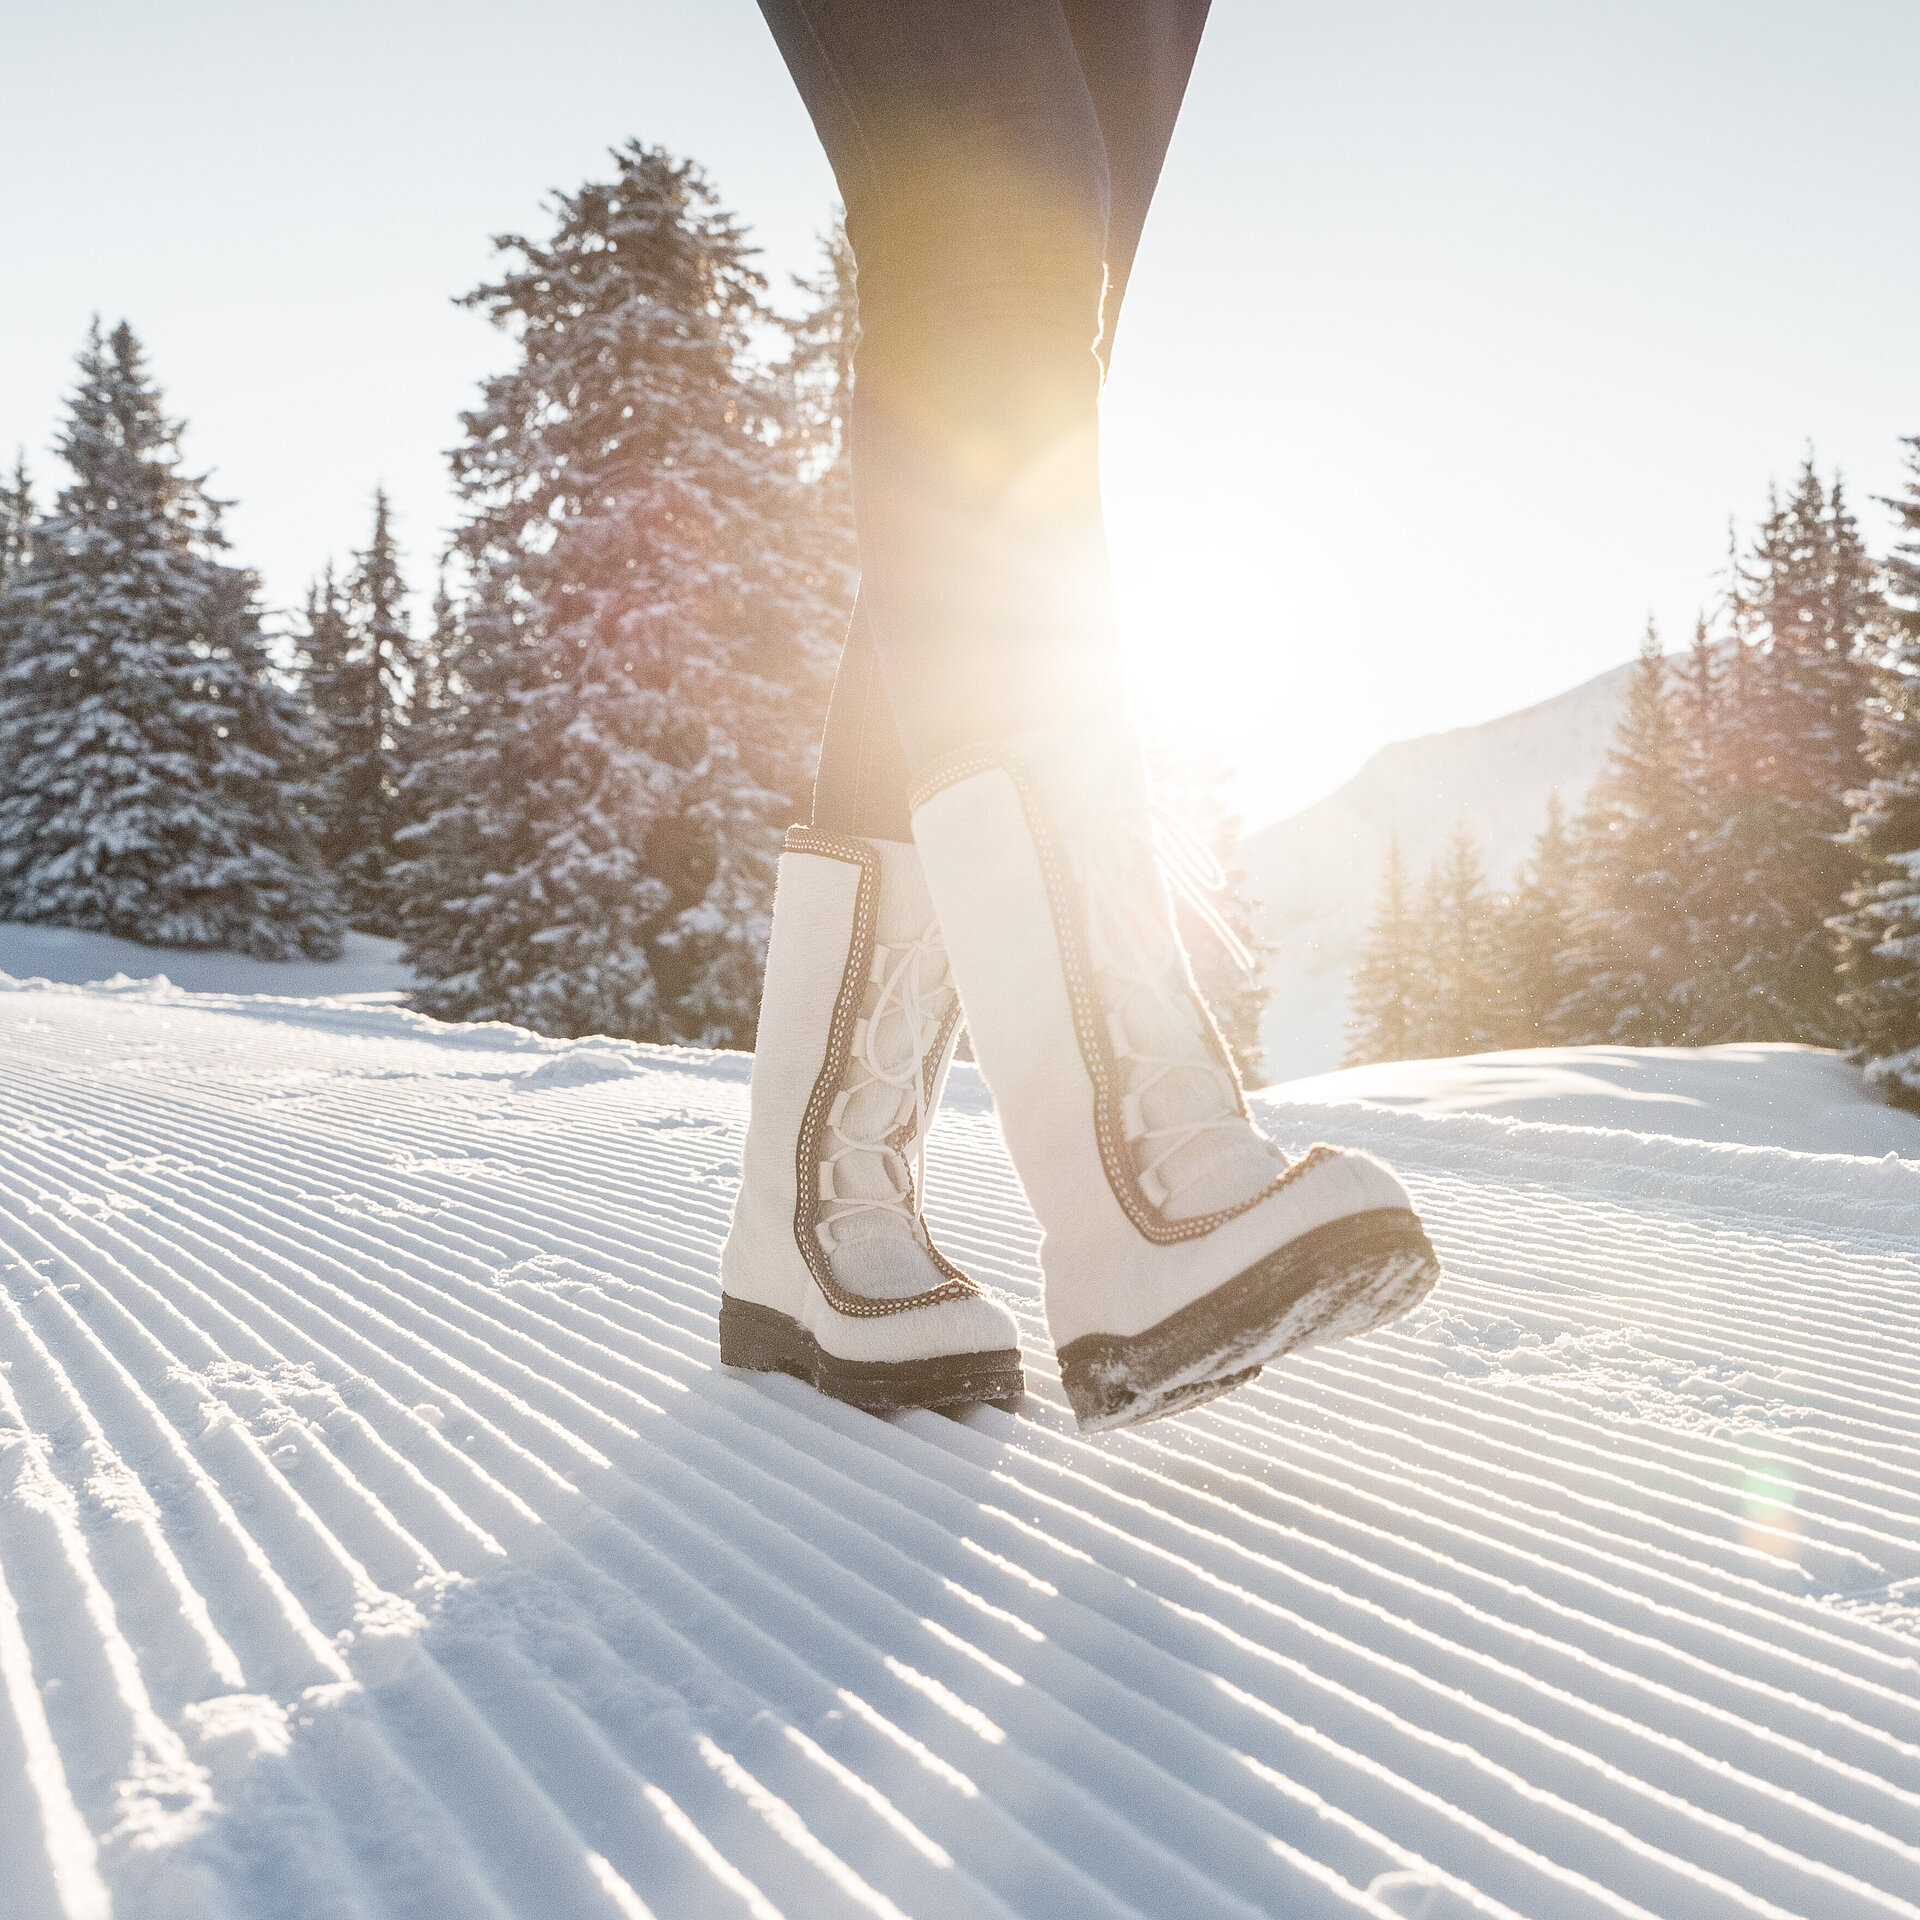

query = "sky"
[[3, 1, 1917, 826]]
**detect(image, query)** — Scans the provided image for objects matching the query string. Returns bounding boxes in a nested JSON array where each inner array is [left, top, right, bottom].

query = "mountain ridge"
[[1242, 652, 1645, 1081]]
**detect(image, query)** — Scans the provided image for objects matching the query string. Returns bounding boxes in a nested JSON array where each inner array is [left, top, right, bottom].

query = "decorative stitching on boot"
[[908, 749, 1002, 815], [992, 755, 1339, 1243], [784, 825, 978, 1318]]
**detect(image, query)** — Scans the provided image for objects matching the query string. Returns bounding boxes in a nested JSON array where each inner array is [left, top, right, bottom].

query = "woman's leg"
[[749, 1, 1440, 1429], [760, 0, 1117, 777], [796, 0, 1212, 834], [1064, 0, 1212, 372], [738, 1, 1113, 1409], [810, 595, 913, 840]]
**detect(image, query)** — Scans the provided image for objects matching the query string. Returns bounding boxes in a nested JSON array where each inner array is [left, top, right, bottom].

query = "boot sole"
[[719, 1295, 1025, 1413], [1057, 1207, 1441, 1433]]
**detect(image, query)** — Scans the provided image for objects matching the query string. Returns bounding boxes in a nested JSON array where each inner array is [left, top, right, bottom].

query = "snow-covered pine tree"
[[379, 565, 449, 836], [1677, 611, 1719, 773], [1689, 459, 1881, 1041], [1, 452, 32, 595], [296, 559, 354, 823], [1500, 790, 1576, 1044], [299, 490, 417, 931], [782, 219, 857, 486], [1344, 835, 1420, 1064], [1677, 543, 1753, 1041], [387, 564, 459, 861], [297, 566, 351, 687], [1412, 857, 1446, 1058], [397, 144, 842, 1043], [1424, 819, 1504, 1058], [392, 567, 561, 1007], [0, 321, 341, 957], [1831, 435, 1920, 1104], [775, 219, 862, 830], [1555, 624, 1697, 1044], [412, 564, 457, 732]]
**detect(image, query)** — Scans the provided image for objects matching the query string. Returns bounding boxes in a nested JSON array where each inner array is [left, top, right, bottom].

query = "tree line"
[[1346, 450, 1920, 1108], [0, 145, 849, 1045], [0, 140, 1269, 1065]]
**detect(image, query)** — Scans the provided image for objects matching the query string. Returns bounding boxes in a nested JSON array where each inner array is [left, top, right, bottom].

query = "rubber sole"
[[718, 1295, 1025, 1413], [1057, 1206, 1441, 1433]]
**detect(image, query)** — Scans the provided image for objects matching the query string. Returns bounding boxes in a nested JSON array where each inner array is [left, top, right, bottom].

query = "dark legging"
[[755, 0, 1211, 840]]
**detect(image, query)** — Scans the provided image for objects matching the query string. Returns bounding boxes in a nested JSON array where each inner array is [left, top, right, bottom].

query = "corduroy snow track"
[[1, 973, 1917, 1920]]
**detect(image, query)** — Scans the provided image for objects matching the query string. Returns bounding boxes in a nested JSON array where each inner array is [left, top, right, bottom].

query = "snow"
[[2, 978, 1918, 1919], [0, 922, 414, 1000], [1271, 1042, 1920, 1160]]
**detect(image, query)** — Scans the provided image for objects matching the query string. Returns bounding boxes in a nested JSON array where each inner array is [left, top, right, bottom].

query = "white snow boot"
[[910, 724, 1440, 1431], [720, 827, 1024, 1411]]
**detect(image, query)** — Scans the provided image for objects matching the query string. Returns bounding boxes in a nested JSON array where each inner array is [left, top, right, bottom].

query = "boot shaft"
[[726, 827, 974, 1322], [911, 725, 1412, 1349]]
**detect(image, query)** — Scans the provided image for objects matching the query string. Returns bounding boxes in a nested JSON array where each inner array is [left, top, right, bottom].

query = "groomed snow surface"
[[1273, 1043, 1920, 1161], [2, 969, 1918, 1920]]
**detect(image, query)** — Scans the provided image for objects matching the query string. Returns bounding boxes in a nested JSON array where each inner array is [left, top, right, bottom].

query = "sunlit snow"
[[1273, 1042, 1920, 1161], [1, 971, 1916, 1918]]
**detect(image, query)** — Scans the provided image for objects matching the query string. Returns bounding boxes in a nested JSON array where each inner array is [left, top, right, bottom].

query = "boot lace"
[[1080, 800, 1273, 1215], [815, 918, 953, 1255]]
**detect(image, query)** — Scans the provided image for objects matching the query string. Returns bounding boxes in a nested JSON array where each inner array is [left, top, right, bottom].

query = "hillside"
[[2, 975, 1916, 1919], [0, 922, 414, 1001], [1271, 1042, 1920, 1159], [1240, 656, 1640, 1082]]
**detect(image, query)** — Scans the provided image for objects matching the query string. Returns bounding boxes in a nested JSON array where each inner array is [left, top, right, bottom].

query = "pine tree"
[[300, 490, 417, 930], [782, 219, 857, 485], [1749, 464, 1878, 800], [1677, 545, 1751, 1040], [1690, 459, 1881, 1041], [0, 321, 341, 957], [1557, 624, 1696, 1044], [1677, 611, 1719, 773], [389, 564, 459, 855], [1345, 836, 1419, 1064], [1, 452, 32, 594], [396, 145, 843, 1042], [1424, 820, 1503, 1057], [412, 564, 458, 731], [1412, 858, 1447, 1058], [296, 559, 354, 812], [778, 220, 862, 823], [0, 455, 31, 690], [1501, 791, 1576, 1045], [1831, 435, 1920, 1103]]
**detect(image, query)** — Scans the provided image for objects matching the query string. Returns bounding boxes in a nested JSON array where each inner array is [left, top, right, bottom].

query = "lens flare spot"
[[1738, 1458, 1799, 1562]]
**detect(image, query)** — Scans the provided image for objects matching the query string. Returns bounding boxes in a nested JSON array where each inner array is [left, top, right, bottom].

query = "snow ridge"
[[0, 980, 1916, 1919]]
